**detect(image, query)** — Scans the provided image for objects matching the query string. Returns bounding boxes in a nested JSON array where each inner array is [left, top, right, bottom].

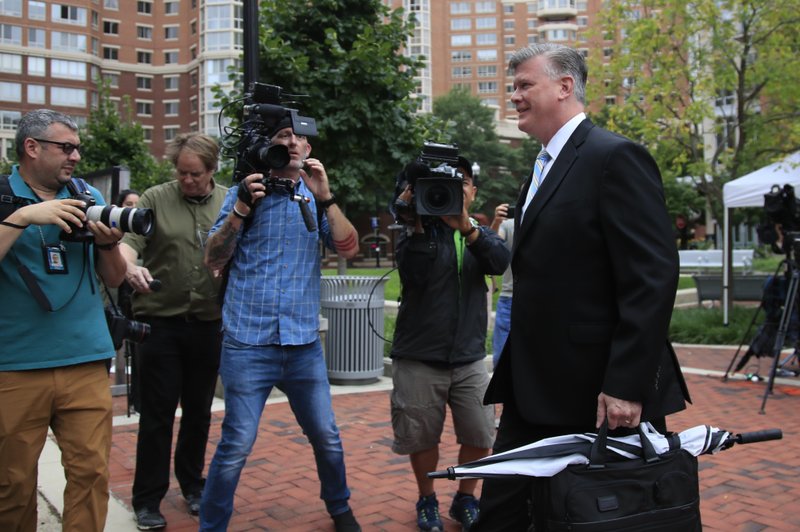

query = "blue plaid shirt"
[[210, 180, 333, 346]]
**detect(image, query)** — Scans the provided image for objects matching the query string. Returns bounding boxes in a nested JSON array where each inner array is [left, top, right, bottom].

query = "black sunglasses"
[[33, 138, 82, 155]]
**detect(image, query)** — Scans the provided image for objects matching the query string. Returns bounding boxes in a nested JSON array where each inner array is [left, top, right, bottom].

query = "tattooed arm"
[[204, 174, 265, 273]]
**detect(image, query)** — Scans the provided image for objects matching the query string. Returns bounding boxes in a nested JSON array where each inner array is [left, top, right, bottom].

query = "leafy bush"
[[669, 305, 760, 345]]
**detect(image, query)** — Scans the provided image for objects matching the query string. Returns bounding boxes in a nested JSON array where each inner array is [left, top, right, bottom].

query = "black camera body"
[[393, 142, 464, 223], [61, 179, 155, 242], [105, 305, 150, 350], [758, 184, 800, 254], [230, 82, 318, 185]]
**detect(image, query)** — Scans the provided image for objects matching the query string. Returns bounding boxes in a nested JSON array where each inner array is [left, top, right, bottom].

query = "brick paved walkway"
[[48, 345, 800, 531]]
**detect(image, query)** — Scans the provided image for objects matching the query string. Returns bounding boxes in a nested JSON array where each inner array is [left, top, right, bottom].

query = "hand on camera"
[[236, 173, 267, 214], [87, 220, 123, 248], [17, 199, 87, 233]]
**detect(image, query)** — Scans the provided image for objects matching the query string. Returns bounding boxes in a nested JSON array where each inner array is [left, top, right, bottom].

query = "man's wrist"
[[96, 241, 120, 251], [317, 194, 336, 210], [460, 226, 477, 238]]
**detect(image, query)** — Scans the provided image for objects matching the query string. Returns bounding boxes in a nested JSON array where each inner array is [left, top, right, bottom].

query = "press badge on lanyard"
[[43, 243, 68, 274]]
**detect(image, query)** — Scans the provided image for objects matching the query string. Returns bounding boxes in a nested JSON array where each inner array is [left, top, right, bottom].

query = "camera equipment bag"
[[545, 421, 701, 531]]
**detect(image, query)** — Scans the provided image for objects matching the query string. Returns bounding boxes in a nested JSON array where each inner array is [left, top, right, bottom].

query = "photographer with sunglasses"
[[0, 109, 126, 531]]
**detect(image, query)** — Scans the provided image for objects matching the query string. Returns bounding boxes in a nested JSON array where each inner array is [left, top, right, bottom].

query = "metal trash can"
[[320, 275, 388, 384]]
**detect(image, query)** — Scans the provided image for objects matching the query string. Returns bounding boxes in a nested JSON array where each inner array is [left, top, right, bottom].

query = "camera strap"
[[0, 174, 33, 222]]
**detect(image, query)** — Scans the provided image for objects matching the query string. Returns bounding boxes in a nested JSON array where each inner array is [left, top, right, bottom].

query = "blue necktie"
[[522, 148, 551, 217]]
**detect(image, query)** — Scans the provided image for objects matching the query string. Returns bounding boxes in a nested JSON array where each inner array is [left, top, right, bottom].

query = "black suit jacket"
[[485, 119, 690, 428]]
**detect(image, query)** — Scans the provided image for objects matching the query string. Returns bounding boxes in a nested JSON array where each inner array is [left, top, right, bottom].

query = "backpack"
[[0, 174, 33, 221]]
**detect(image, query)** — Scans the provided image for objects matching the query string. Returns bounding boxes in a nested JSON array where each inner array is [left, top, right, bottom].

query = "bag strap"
[[0, 174, 33, 221], [588, 421, 661, 469]]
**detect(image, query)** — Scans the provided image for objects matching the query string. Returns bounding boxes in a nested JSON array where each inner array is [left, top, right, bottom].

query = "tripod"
[[724, 237, 800, 413]]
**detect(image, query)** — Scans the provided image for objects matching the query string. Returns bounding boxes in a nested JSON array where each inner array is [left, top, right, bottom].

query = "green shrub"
[[669, 305, 760, 345]]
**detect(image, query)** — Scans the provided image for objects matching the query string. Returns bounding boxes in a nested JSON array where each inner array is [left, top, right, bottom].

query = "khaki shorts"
[[391, 358, 495, 455]]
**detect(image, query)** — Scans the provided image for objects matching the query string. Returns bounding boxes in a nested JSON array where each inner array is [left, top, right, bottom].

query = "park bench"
[[692, 274, 769, 305], [679, 249, 754, 273]]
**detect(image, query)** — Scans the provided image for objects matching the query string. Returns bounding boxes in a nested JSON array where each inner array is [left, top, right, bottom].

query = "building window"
[[103, 46, 118, 60], [142, 127, 152, 142], [504, 36, 516, 45], [137, 1, 152, 15], [164, 26, 178, 39], [0, 82, 22, 102], [164, 76, 179, 90], [137, 25, 152, 39], [164, 101, 179, 116], [52, 4, 87, 25], [103, 20, 119, 35], [0, 53, 21, 73], [481, 98, 499, 107], [136, 76, 152, 90], [190, 71, 198, 87], [476, 33, 497, 45], [164, 127, 179, 141], [451, 51, 472, 62], [477, 49, 497, 62], [50, 86, 86, 107], [451, 18, 471, 30], [91, 10, 98, 29], [102, 71, 119, 87], [478, 65, 497, 77], [0, 0, 22, 17], [478, 81, 498, 94], [191, 20, 197, 34], [0, 24, 22, 45], [51, 59, 86, 80], [28, 1, 45, 20], [190, 96, 198, 113], [27, 56, 45, 76], [104, 0, 118, 8], [476, 17, 496, 29], [605, 95, 616, 105], [136, 101, 152, 116], [452, 66, 472, 78], [164, 51, 178, 64], [451, 35, 471, 47], [450, 2, 469, 14], [52, 31, 87, 53], [27, 27, 45, 48], [164, 1, 178, 14], [137, 51, 152, 64], [28, 84, 45, 104], [475, 1, 495, 13]]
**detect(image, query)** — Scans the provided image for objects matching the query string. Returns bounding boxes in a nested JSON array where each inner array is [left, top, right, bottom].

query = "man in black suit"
[[474, 43, 691, 531]]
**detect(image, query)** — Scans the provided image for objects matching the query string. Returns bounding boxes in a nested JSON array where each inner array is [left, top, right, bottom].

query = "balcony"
[[537, 0, 578, 19]]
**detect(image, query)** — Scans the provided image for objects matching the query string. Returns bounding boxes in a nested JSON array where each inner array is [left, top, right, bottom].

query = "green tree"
[[79, 82, 172, 194], [431, 87, 532, 214], [215, 0, 427, 217], [592, 0, 800, 231]]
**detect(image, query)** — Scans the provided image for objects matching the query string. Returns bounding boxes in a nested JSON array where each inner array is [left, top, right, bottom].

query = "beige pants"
[[0, 360, 112, 532]]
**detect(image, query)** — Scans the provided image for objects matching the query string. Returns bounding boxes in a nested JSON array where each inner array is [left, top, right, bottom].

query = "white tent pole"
[[723, 207, 730, 325]]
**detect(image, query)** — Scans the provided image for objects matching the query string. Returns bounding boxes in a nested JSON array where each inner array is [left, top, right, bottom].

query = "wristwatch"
[[318, 195, 337, 210]]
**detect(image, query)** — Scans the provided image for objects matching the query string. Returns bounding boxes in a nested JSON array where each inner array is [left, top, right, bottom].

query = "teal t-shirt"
[[0, 166, 116, 371]]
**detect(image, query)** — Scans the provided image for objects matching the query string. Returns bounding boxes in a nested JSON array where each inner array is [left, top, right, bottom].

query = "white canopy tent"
[[721, 151, 800, 323]]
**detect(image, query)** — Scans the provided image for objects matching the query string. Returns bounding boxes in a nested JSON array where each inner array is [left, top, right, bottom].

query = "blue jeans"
[[199, 337, 351, 531], [492, 296, 512, 368]]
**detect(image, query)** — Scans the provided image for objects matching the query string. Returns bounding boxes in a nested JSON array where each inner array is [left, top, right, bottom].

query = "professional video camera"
[[392, 141, 465, 224], [105, 305, 150, 351], [757, 184, 800, 254], [61, 179, 154, 242], [220, 82, 319, 231]]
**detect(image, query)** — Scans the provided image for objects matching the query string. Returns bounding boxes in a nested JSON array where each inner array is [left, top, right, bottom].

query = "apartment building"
[[0, 0, 610, 161], [0, 0, 242, 159], [386, 0, 604, 139]]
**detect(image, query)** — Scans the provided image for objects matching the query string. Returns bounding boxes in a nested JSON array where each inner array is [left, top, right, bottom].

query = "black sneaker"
[[332, 508, 362, 532], [134, 507, 166, 530], [416, 493, 443, 531], [449, 492, 480, 531], [184, 492, 202, 515]]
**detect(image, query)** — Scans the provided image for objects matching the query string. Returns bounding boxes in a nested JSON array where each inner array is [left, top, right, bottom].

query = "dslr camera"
[[61, 179, 154, 242], [392, 142, 464, 224], [104, 305, 150, 350], [757, 184, 800, 254], [222, 82, 319, 231]]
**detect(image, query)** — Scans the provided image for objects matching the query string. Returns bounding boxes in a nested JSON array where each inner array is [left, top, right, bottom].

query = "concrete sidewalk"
[[37, 345, 800, 531]]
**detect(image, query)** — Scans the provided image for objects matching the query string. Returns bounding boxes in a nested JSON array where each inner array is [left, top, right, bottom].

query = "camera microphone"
[[148, 279, 162, 292]]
